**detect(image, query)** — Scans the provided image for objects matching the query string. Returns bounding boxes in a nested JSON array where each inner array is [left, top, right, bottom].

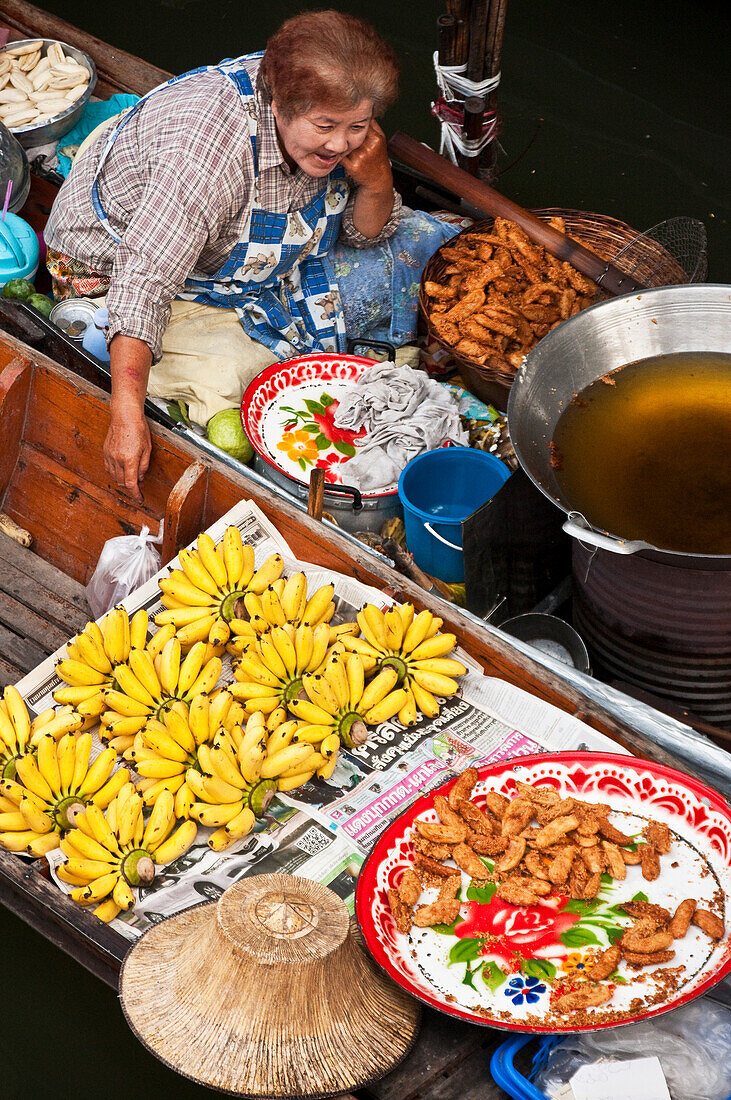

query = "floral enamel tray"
[[355, 752, 731, 1032], [241, 353, 397, 497]]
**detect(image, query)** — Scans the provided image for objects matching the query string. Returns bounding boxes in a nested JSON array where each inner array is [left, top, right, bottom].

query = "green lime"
[[28, 293, 53, 317], [207, 407, 253, 463], [1, 277, 35, 301]]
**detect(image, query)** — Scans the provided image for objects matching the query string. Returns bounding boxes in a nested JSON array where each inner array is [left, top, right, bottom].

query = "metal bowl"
[[0, 39, 97, 149]]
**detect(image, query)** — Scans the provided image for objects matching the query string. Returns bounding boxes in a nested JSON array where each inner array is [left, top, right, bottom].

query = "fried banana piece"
[[448, 767, 479, 810], [586, 944, 621, 981], [438, 874, 462, 902], [495, 836, 527, 873], [622, 948, 676, 966], [536, 798, 576, 825], [424, 280, 457, 300], [669, 898, 697, 938], [452, 842, 491, 879], [415, 820, 468, 844], [582, 872, 602, 900], [467, 832, 509, 856], [620, 900, 670, 925], [483, 790, 509, 818], [398, 868, 422, 908], [524, 849, 550, 880], [412, 836, 454, 861], [457, 799, 495, 835], [643, 820, 672, 854], [501, 798, 534, 836], [640, 843, 661, 881], [414, 852, 454, 879], [621, 847, 642, 866], [515, 780, 561, 806], [692, 909, 725, 940], [534, 814, 580, 849], [581, 844, 606, 875], [601, 840, 627, 880], [387, 888, 412, 934], [413, 897, 461, 928], [597, 817, 633, 846], [568, 857, 588, 899], [434, 794, 467, 830], [496, 879, 541, 906], [621, 927, 674, 954], [548, 846, 576, 886], [553, 985, 612, 1014]]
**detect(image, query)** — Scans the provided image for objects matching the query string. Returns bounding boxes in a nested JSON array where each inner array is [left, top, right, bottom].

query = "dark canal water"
[[1, 3, 729, 1098]]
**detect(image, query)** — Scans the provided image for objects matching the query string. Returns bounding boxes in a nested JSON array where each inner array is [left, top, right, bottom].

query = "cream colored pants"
[[148, 300, 278, 426]]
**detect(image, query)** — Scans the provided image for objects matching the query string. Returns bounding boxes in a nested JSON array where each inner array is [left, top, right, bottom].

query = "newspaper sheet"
[[17, 497, 625, 940]]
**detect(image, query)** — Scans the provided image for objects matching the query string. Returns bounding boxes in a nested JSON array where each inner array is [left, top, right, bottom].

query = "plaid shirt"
[[46, 58, 402, 361]]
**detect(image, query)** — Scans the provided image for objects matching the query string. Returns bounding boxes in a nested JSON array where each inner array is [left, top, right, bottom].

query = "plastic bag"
[[533, 998, 731, 1100], [86, 521, 164, 617]]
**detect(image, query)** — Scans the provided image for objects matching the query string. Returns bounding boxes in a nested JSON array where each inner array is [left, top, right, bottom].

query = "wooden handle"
[[388, 132, 645, 296], [307, 468, 326, 522]]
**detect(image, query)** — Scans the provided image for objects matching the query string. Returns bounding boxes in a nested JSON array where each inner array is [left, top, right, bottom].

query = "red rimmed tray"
[[355, 752, 731, 1032], [241, 352, 398, 497]]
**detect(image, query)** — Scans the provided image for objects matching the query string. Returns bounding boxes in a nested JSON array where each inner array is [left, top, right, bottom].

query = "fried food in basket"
[[424, 217, 598, 374]]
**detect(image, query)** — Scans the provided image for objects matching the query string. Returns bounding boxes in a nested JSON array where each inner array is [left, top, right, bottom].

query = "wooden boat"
[[0, 325, 699, 1094], [1, 6, 727, 1095]]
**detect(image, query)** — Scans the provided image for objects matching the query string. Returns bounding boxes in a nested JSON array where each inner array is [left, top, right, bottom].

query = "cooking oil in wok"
[[552, 352, 731, 554]]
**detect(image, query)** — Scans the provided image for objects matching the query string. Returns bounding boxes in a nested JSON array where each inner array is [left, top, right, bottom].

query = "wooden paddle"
[[388, 131, 646, 296]]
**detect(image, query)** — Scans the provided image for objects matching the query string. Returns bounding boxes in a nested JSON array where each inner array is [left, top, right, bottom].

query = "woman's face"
[[271, 98, 374, 177]]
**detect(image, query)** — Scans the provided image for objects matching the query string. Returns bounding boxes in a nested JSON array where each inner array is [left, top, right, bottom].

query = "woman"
[[46, 11, 456, 500]]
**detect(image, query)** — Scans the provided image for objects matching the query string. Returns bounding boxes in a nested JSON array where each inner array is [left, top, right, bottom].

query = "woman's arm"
[[342, 121, 396, 239], [104, 335, 153, 501]]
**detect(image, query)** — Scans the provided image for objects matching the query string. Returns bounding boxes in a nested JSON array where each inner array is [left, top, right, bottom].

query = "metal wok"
[[506, 283, 731, 560]]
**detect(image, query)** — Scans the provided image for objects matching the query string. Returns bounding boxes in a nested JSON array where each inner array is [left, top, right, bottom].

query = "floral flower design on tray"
[[241, 353, 392, 493], [277, 392, 365, 479], [355, 752, 731, 1033]]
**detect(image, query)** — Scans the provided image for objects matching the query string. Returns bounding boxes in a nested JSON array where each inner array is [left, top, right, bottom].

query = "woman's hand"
[[341, 120, 393, 193], [342, 121, 395, 238], [104, 411, 152, 502], [105, 333, 153, 501]]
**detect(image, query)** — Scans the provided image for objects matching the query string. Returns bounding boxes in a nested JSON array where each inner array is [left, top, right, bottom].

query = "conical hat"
[[119, 874, 420, 1098]]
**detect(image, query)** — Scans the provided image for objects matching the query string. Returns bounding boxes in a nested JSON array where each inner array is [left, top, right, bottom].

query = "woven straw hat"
[[119, 874, 420, 1098]]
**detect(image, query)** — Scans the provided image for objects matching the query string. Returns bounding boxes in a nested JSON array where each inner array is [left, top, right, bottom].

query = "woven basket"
[[420, 208, 689, 405]]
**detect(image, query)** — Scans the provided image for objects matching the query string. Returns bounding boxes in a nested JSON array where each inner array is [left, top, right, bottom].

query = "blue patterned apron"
[[90, 53, 349, 357]]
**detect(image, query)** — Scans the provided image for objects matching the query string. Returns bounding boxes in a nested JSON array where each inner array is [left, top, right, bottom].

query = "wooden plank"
[[0, 355, 30, 498], [0, 652, 26, 688], [0, 531, 90, 616], [0, 588, 72, 653], [0, 0, 173, 96], [0, 619, 53, 674], [405, 1041, 509, 1099], [162, 462, 208, 564], [0, 541, 90, 633]]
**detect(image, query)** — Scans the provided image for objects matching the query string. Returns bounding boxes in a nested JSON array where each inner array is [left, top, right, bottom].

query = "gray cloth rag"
[[333, 362, 467, 492]]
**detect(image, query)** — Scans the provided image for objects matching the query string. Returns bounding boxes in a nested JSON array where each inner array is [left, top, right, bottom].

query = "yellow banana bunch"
[[287, 651, 407, 760], [58, 783, 197, 923], [0, 685, 37, 780], [0, 730, 130, 858], [340, 603, 466, 720], [229, 622, 336, 715], [187, 712, 282, 850], [239, 575, 337, 637], [54, 607, 150, 721], [99, 638, 222, 755], [156, 528, 284, 651]]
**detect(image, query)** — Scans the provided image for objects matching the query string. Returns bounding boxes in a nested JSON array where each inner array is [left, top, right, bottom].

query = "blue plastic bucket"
[[398, 447, 510, 582]]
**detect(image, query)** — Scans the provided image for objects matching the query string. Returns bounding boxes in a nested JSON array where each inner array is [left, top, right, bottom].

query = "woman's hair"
[[260, 10, 399, 119]]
